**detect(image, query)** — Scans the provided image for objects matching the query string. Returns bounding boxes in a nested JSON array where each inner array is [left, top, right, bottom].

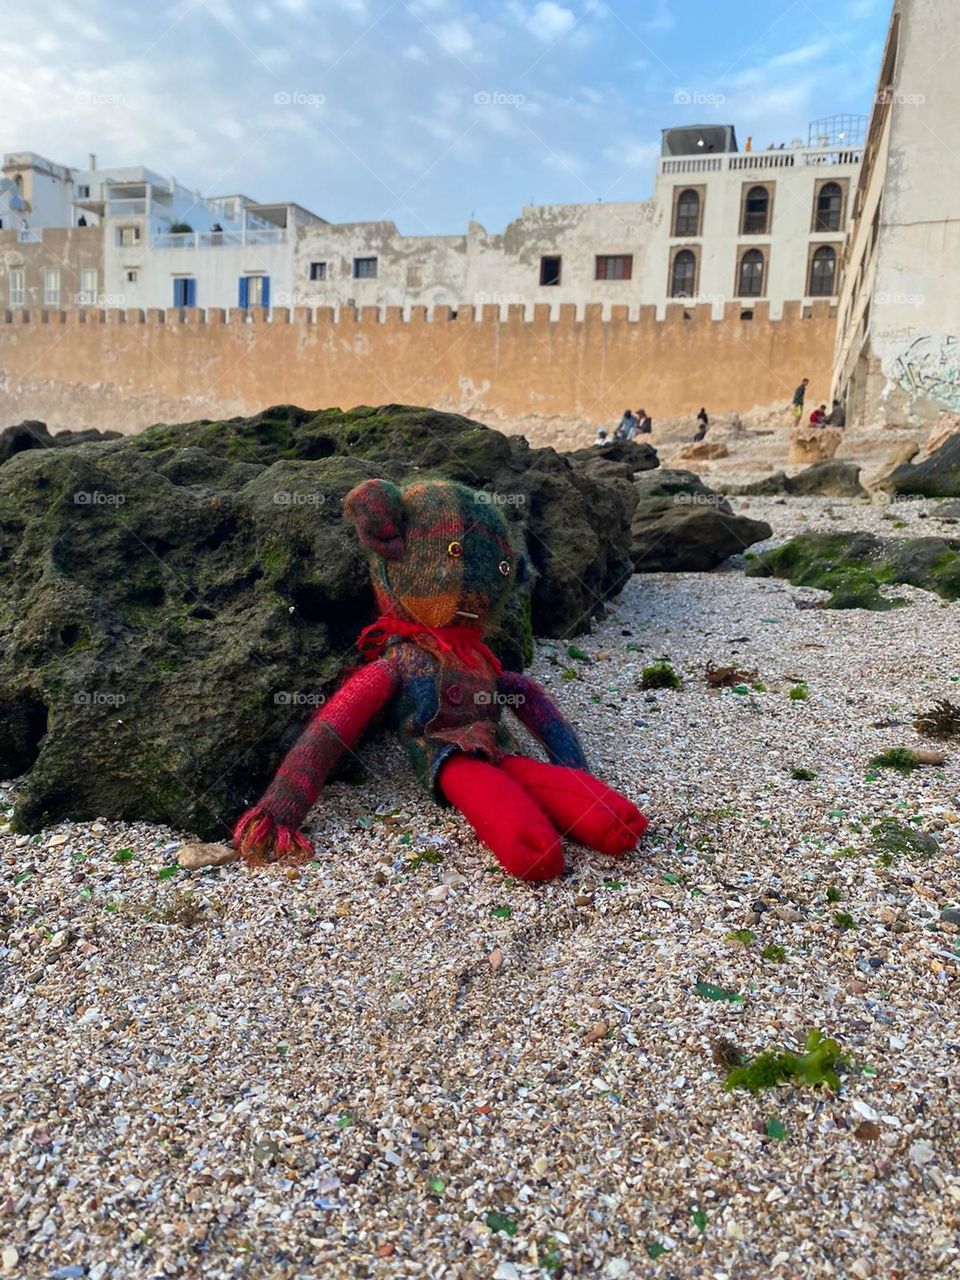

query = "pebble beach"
[[2, 496, 959, 1280]]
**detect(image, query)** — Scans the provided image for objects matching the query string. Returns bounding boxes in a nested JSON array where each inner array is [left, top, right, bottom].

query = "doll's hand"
[[233, 806, 313, 867]]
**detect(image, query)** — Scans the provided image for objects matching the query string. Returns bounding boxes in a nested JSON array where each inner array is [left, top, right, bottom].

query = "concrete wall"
[[0, 301, 836, 432], [833, 0, 960, 424]]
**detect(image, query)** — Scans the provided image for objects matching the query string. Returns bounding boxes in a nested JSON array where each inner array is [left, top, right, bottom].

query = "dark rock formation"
[[723, 460, 867, 499], [630, 469, 772, 572], [0, 404, 642, 837], [883, 434, 960, 498]]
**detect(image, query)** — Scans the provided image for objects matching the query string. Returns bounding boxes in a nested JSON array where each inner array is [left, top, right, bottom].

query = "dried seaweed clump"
[[914, 699, 960, 741]]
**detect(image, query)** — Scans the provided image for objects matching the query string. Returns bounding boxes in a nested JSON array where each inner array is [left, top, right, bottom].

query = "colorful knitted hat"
[[343, 479, 521, 631]]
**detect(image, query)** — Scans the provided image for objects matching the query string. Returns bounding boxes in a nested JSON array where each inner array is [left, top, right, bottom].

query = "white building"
[[0, 120, 862, 319]]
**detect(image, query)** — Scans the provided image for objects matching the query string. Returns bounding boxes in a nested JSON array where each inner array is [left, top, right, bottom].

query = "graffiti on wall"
[[893, 334, 960, 412]]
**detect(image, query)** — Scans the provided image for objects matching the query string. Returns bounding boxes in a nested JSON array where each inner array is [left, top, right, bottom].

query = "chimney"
[[88, 153, 97, 171]]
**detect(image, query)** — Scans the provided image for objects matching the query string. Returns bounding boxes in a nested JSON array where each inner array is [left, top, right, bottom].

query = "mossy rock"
[[0, 405, 634, 836], [745, 531, 960, 608]]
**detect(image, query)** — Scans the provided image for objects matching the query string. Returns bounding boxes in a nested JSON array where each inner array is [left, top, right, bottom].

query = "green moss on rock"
[[746, 531, 960, 608]]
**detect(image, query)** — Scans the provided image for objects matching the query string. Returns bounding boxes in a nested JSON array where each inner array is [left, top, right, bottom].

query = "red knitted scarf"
[[357, 614, 503, 674]]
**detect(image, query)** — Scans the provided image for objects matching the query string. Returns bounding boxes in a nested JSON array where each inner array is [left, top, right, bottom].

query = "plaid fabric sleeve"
[[234, 658, 399, 860], [497, 671, 589, 771]]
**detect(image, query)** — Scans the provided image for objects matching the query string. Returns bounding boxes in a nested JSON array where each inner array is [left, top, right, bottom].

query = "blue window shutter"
[[186, 278, 196, 307], [238, 277, 248, 309], [262, 276, 270, 309], [173, 279, 180, 307]]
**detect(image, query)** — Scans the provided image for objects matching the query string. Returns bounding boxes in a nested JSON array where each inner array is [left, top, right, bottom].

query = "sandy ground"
[[2, 499, 960, 1280]]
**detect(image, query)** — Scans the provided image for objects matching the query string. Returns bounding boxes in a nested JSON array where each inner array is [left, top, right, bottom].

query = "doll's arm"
[[234, 658, 399, 865], [497, 670, 589, 771]]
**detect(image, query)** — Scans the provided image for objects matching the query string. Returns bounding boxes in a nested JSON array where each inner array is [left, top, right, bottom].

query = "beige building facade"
[[833, 0, 960, 425]]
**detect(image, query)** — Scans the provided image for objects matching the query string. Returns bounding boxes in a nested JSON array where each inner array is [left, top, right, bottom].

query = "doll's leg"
[[499, 756, 647, 856], [438, 753, 564, 882]]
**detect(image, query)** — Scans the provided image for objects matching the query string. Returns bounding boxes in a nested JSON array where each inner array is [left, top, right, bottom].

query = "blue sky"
[[3, 0, 891, 234]]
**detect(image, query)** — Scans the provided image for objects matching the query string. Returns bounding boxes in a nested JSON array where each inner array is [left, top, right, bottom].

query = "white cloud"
[[431, 20, 474, 57], [525, 2, 576, 43]]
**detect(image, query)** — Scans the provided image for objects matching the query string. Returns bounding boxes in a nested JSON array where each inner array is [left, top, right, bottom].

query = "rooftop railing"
[[152, 227, 285, 249], [659, 145, 863, 176]]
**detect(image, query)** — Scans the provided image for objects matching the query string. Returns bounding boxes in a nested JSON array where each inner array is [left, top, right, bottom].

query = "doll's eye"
[[447, 541, 463, 557], [498, 559, 511, 576]]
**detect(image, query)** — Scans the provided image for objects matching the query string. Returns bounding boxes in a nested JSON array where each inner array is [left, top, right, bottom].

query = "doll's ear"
[[343, 479, 406, 560]]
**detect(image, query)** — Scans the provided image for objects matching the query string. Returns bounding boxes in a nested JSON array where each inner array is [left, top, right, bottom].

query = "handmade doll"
[[234, 478, 648, 881]]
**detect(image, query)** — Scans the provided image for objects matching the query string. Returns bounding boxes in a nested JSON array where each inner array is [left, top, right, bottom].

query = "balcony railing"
[[108, 198, 147, 215], [659, 146, 863, 176], [660, 156, 724, 174], [152, 227, 285, 249]]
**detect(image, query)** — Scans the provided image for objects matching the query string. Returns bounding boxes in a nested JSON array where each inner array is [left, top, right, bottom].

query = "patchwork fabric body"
[[384, 638, 515, 793]]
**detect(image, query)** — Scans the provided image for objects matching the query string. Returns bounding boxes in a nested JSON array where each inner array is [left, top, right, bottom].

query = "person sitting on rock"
[[594, 428, 609, 447], [692, 408, 709, 441], [809, 404, 827, 426], [827, 398, 846, 427], [635, 409, 652, 435], [614, 409, 636, 441]]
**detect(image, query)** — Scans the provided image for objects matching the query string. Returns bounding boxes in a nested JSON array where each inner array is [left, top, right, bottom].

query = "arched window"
[[742, 185, 770, 234], [674, 189, 701, 237], [737, 248, 765, 297], [670, 249, 697, 298], [808, 245, 837, 296], [815, 182, 843, 232]]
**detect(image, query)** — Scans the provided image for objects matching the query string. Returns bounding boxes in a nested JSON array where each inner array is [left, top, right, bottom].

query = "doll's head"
[[343, 478, 521, 629]]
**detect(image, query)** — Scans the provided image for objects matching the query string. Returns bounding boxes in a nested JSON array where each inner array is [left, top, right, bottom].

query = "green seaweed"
[[724, 1030, 847, 1094], [641, 658, 681, 690]]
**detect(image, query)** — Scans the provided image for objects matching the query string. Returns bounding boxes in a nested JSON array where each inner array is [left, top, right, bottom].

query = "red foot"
[[233, 806, 313, 868], [438, 754, 564, 882], [499, 756, 647, 856]]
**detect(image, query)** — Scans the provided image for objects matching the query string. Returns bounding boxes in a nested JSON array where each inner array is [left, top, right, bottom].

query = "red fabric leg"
[[499, 756, 647, 856], [438, 754, 564, 882]]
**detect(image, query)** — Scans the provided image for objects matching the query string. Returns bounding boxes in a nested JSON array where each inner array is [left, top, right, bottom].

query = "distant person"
[[827, 398, 846, 427], [77, 215, 87, 226], [809, 404, 827, 426], [594, 428, 609, 447], [636, 409, 652, 435], [614, 409, 637, 441], [692, 407, 709, 441], [790, 377, 809, 423]]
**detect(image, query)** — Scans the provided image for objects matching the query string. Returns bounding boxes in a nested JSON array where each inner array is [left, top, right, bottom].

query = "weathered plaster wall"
[[834, 0, 960, 425], [0, 227, 103, 307], [0, 301, 835, 432]]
